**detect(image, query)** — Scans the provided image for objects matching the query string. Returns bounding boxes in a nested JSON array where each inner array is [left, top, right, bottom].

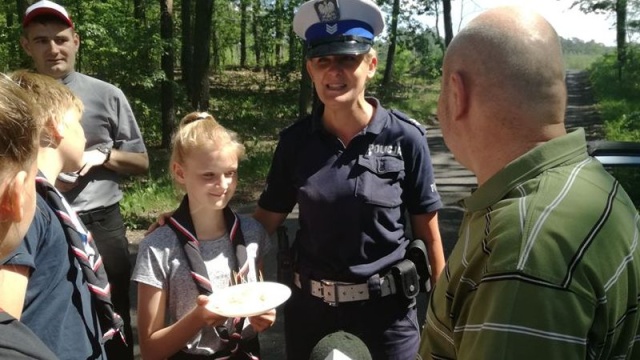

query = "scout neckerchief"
[[34, 175, 125, 343], [167, 195, 260, 360]]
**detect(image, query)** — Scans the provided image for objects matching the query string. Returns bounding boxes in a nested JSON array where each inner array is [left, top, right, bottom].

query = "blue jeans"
[[284, 287, 420, 360], [80, 203, 134, 360]]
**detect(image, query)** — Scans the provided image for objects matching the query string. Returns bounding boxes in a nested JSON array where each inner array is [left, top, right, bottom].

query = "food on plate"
[[206, 281, 291, 317]]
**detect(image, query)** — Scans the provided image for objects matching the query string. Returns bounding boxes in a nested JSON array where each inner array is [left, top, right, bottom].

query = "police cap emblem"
[[314, 0, 340, 23]]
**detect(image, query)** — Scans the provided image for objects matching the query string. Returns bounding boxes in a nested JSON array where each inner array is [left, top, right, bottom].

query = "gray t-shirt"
[[61, 71, 147, 211], [132, 214, 272, 355]]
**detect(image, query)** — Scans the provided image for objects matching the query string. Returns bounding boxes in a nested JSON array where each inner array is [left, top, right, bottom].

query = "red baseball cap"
[[23, 0, 73, 28]]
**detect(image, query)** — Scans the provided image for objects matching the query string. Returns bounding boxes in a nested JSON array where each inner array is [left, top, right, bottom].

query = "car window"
[[588, 140, 640, 211]]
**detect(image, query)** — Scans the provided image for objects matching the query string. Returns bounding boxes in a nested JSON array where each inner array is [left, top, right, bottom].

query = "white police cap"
[[293, 0, 385, 58]]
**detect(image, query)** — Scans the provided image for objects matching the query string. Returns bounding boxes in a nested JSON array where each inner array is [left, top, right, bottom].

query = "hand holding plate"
[[248, 308, 276, 332], [195, 294, 227, 327]]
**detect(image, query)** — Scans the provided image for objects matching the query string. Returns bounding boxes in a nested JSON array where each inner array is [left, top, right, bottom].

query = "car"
[[588, 140, 640, 209]]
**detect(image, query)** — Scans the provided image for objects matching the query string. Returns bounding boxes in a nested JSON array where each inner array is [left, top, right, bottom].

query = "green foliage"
[[70, 1, 165, 147], [120, 176, 180, 230], [588, 40, 640, 209], [212, 1, 241, 70], [369, 77, 440, 125], [602, 108, 640, 140], [371, 24, 443, 124], [120, 147, 175, 229], [565, 53, 603, 70], [561, 37, 614, 70], [589, 44, 640, 141]]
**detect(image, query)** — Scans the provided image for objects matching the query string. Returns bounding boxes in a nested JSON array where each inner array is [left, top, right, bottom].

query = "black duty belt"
[[76, 202, 119, 225], [294, 272, 397, 306]]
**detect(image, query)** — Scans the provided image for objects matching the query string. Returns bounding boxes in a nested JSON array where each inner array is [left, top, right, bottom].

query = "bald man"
[[418, 7, 640, 360]]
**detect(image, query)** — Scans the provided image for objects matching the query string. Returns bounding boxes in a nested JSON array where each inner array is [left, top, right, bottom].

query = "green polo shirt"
[[419, 129, 640, 359]]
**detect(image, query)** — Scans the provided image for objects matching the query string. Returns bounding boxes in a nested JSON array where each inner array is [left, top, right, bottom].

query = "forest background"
[[1, 0, 638, 229]]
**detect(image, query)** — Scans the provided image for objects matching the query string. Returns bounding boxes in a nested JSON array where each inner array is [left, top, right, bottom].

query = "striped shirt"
[[418, 129, 640, 360]]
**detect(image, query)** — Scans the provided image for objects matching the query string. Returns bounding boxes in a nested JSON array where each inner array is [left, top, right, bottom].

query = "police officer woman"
[[253, 0, 445, 358]]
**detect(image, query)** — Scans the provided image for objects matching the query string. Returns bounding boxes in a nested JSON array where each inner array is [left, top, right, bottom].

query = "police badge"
[[314, 0, 340, 23]]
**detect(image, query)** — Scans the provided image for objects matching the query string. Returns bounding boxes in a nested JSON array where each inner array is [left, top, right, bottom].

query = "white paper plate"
[[206, 281, 291, 317]]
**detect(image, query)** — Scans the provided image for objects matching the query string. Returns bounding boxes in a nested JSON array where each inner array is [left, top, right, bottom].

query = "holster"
[[391, 259, 420, 306], [405, 239, 432, 293], [276, 226, 294, 287]]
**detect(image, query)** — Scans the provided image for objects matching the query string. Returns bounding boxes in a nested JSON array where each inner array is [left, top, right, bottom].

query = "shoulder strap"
[[35, 176, 125, 343], [389, 109, 427, 136]]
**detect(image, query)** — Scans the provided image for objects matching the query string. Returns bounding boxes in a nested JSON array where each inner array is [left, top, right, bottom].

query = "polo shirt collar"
[[309, 97, 389, 136], [60, 71, 78, 86], [464, 128, 589, 211]]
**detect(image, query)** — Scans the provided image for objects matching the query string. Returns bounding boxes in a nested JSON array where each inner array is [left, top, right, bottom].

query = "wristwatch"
[[97, 146, 112, 164]]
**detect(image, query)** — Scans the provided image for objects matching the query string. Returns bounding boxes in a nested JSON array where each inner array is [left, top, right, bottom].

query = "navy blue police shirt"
[[259, 98, 442, 282]]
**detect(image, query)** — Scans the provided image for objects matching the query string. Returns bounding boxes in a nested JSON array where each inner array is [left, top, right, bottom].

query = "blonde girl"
[[133, 112, 273, 360]]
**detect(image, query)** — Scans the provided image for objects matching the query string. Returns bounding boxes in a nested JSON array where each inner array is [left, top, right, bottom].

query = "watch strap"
[[98, 146, 112, 164]]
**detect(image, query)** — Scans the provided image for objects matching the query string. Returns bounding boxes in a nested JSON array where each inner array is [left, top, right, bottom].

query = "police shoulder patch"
[[390, 109, 426, 136]]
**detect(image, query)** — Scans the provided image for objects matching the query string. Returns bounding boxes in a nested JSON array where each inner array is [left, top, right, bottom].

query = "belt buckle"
[[320, 279, 339, 306]]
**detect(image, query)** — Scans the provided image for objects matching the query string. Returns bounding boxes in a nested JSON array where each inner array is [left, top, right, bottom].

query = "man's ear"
[[0, 171, 28, 223], [73, 32, 80, 51], [19, 36, 32, 57], [451, 72, 469, 120]]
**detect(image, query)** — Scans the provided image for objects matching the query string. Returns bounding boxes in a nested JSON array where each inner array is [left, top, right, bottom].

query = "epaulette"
[[279, 113, 313, 136], [390, 109, 426, 136]]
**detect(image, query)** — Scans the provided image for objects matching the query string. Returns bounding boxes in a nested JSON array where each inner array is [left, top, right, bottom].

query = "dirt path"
[[565, 70, 604, 140]]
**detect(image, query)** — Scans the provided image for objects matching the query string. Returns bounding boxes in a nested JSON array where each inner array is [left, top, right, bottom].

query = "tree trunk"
[[160, 0, 175, 148], [274, 0, 284, 65], [616, 0, 627, 80], [181, 0, 194, 98], [382, 0, 400, 87], [211, 0, 220, 72], [252, 0, 262, 67], [14, 0, 30, 68], [192, 0, 214, 110], [240, 0, 248, 68], [288, 0, 299, 64], [443, 0, 453, 46], [16, 0, 27, 23], [288, 24, 297, 64], [134, 0, 146, 26], [298, 47, 312, 118], [134, 0, 151, 76]]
